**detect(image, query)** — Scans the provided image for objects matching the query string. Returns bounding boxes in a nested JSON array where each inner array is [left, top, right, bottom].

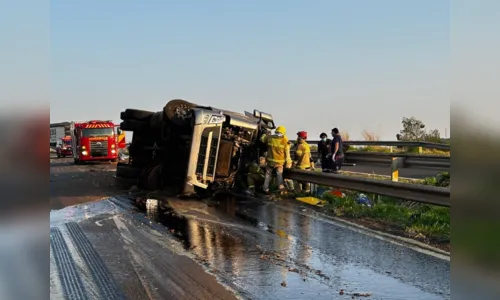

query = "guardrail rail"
[[284, 169, 450, 207], [306, 140, 450, 150]]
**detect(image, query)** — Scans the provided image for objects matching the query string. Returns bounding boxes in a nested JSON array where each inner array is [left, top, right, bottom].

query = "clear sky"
[[49, 0, 450, 140]]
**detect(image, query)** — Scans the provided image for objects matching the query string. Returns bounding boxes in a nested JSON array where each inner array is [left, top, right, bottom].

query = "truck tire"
[[163, 99, 196, 127], [149, 112, 164, 129], [116, 163, 142, 179], [120, 120, 149, 132], [120, 109, 155, 121]]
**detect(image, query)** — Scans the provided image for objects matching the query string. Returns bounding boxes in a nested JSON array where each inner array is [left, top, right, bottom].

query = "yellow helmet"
[[275, 125, 286, 134]]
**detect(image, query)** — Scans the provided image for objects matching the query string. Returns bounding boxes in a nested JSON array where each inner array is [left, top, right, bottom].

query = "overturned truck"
[[116, 99, 276, 196]]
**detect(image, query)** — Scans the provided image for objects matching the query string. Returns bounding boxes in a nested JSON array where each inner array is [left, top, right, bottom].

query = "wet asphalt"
[[50, 157, 450, 300]]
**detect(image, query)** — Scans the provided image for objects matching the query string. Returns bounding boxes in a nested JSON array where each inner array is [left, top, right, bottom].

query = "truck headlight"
[[111, 149, 116, 154], [82, 151, 88, 156]]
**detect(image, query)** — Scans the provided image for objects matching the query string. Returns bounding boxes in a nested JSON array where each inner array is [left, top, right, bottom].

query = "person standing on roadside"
[[329, 128, 344, 173], [317, 132, 332, 172]]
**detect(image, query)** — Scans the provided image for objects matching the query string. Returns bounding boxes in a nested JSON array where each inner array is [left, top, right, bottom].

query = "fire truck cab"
[[70, 120, 119, 164], [56, 136, 73, 158]]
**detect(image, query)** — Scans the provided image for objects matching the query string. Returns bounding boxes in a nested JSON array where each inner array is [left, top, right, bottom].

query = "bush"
[[423, 171, 450, 187], [361, 130, 380, 141]]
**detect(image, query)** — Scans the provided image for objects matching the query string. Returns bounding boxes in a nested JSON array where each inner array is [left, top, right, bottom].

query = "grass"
[[315, 171, 451, 245]]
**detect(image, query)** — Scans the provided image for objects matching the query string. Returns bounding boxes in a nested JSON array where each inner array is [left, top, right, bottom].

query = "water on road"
[[129, 194, 449, 299], [50, 192, 450, 299]]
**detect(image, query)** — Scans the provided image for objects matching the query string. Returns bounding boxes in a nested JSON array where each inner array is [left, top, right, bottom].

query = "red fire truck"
[[56, 136, 73, 158], [70, 120, 120, 164]]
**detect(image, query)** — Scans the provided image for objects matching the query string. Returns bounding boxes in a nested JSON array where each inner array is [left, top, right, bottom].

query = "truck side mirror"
[[117, 128, 122, 135], [253, 109, 261, 118]]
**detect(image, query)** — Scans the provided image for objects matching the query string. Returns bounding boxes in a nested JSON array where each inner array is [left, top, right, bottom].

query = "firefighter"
[[260, 125, 292, 194], [245, 156, 266, 196], [292, 131, 314, 193]]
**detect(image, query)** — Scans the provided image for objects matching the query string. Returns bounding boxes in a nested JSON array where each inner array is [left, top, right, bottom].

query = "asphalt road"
[[50, 157, 450, 299]]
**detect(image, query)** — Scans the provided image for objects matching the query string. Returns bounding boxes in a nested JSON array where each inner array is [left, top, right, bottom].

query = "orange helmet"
[[297, 131, 307, 139]]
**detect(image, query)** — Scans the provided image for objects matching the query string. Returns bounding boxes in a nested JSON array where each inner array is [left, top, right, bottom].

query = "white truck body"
[[50, 126, 65, 145]]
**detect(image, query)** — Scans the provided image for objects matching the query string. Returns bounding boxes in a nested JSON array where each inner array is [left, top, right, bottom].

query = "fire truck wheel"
[[116, 163, 141, 179], [120, 109, 155, 121], [163, 99, 196, 127], [120, 120, 149, 132]]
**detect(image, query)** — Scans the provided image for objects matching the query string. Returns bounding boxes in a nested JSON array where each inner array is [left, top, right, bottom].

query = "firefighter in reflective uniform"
[[292, 131, 314, 194], [260, 125, 292, 194], [245, 156, 266, 196]]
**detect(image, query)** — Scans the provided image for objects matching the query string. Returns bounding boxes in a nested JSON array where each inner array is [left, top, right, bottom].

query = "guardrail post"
[[418, 146, 423, 154], [391, 157, 399, 182], [389, 146, 393, 153]]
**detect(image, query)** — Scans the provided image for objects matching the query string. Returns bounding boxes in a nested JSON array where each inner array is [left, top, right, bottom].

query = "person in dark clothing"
[[329, 128, 344, 173], [317, 133, 332, 172]]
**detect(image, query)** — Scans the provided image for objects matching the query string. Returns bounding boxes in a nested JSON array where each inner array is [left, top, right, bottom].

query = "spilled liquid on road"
[[134, 194, 449, 300]]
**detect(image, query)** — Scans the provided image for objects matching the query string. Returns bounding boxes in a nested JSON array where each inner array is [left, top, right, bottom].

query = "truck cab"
[[70, 120, 119, 164], [182, 107, 274, 195]]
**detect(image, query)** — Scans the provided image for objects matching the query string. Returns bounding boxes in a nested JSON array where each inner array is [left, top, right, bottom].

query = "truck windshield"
[[82, 128, 114, 137], [64, 140, 72, 145]]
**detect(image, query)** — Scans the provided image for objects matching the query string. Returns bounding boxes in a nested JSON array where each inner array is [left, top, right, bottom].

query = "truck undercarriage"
[[117, 99, 275, 197]]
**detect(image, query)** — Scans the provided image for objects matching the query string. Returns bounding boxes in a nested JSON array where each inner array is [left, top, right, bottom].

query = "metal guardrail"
[[284, 169, 450, 207], [306, 140, 450, 150], [290, 150, 450, 169]]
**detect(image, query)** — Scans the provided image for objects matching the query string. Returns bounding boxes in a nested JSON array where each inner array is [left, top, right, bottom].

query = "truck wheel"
[[120, 120, 149, 132], [120, 109, 155, 121], [163, 99, 196, 127], [116, 163, 141, 179], [149, 111, 164, 129]]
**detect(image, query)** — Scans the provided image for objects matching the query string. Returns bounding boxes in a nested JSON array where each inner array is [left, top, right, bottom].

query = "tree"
[[424, 129, 442, 143], [398, 117, 442, 142], [398, 117, 427, 141]]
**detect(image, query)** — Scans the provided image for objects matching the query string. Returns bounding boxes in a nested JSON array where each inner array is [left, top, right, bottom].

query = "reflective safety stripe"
[[268, 157, 285, 163]]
